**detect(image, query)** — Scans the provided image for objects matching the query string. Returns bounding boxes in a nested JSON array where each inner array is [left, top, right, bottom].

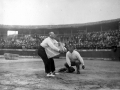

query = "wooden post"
[[29, 30, 31, 35], [58, 30, 60, 41], [118, 22, 120, 30], [101, 25, 102, 32], [71, 29, 72, 38], [44, 30, 45, 35], [86, 27, 87, 33]]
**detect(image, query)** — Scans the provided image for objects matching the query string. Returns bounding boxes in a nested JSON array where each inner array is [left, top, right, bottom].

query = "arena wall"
[[0, 19, 120, 60], [0, 49, 120, 60]]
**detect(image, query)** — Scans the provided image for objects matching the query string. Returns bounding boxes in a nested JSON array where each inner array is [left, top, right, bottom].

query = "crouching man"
[[64, 45, 85, 74]]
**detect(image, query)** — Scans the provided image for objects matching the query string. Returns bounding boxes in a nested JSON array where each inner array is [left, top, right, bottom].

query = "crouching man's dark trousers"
[[64, 60, 81, 72]]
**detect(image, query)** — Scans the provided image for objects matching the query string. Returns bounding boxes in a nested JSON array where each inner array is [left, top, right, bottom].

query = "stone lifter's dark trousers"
[[38, 46, 55, 73]]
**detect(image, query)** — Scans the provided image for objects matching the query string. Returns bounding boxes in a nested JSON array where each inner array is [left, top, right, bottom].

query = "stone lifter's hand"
[[58, 50, 63, 53], [82, 65, 85, 69]]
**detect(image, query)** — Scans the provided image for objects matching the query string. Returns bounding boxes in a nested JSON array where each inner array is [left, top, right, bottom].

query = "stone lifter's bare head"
[[49, 32, 56, 39]]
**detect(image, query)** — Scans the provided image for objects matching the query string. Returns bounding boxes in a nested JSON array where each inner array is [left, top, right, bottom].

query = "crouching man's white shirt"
[[66, 50, 84, 67]]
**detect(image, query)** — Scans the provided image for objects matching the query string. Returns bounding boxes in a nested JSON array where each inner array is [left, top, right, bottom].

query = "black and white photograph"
[[0, 0, 120, 90]]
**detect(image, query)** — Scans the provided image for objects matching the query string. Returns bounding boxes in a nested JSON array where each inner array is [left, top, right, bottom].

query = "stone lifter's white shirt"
[[41, 37, 60, 52], [41, 37, 61, 58], [66, 50, 84, 66]]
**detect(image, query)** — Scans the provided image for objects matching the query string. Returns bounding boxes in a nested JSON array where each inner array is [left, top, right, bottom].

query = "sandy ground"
[[0, 58, 120, 90]]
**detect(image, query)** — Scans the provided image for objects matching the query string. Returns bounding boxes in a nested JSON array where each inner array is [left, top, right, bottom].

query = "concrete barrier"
[[0, 48, 120, 60]]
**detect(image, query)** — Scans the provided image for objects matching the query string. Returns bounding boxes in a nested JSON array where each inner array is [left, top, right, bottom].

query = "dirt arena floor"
[[0, 57, 120, 90]]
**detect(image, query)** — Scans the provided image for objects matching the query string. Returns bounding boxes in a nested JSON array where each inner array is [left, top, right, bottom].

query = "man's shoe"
[[50, 73, 55, 77], [52, 72, 59, 75], [46, 73, 51, 77], [77, 71, 80, 74], [46, 73, 55, 77]]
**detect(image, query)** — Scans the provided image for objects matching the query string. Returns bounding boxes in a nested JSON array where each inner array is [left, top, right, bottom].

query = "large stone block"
[[4, 53, 19, 60]]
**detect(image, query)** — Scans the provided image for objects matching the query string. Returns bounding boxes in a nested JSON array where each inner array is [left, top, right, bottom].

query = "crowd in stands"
[[0, 34, 47, 49], [63, 29, 120, 49], [0, 29, 120, 49]]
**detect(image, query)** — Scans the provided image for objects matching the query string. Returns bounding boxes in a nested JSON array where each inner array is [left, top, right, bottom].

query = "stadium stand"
[[0, 29, 120, 49], [0, 18, 120, 60]]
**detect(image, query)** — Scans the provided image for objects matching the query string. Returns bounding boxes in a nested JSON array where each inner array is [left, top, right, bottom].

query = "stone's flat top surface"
[[0, 58, 120, 90]]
